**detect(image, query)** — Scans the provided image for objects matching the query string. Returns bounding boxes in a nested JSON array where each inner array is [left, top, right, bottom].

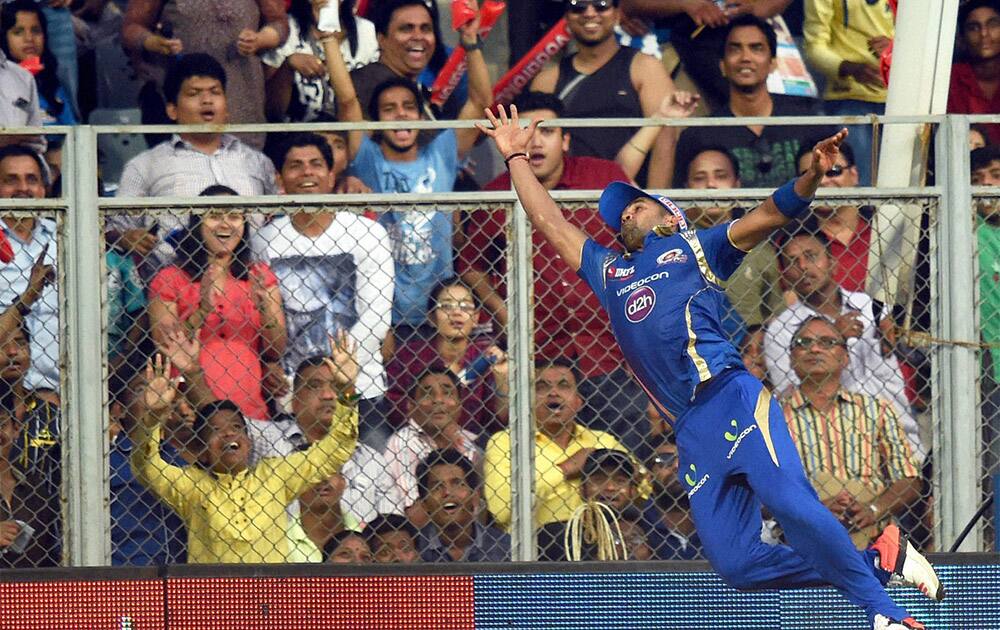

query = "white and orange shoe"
[[873, 614, 927, 630], [871, 523, 945, 602]]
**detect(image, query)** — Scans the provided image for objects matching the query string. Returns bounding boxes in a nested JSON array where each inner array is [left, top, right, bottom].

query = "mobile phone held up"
[[318, 0, 341, 34]]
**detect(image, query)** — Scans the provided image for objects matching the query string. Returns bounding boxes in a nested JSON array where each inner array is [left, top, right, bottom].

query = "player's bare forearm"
[[729, 128, 847, 251], [478, 105, 588, 271], [508, 159, 586, 271]]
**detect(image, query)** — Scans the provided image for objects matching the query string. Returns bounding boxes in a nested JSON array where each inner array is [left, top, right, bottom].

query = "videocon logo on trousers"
[[684, 463, 710, 498], [624, 286, 656, 323]]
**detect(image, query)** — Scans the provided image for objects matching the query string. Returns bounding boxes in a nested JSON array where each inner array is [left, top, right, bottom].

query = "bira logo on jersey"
[[656, 248, 688, 266], [606, 265, 636, 281], [624, 286, 656, 323]]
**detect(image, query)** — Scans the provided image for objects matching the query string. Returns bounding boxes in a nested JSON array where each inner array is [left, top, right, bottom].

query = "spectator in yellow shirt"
[[484, 358, 633, 531], [130, 333, 360, 564]]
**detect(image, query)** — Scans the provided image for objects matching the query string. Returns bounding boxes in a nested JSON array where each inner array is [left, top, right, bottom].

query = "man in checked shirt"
[[108, 53, 277, 277], [781, 316, 921, 548]]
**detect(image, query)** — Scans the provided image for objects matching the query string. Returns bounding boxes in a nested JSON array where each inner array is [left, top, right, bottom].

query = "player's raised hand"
[[477, 105, 541, 159], [806, 128, 849, 183]]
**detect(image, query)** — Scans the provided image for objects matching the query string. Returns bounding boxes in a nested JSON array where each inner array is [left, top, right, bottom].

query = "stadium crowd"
[[0, 0, 995, 566]]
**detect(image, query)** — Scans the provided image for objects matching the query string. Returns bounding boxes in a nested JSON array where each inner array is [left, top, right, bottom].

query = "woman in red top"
[[949, 0, 1000, 143], [149, 207, 286, 420]]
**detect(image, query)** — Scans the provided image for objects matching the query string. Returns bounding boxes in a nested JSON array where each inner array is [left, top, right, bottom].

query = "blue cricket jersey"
[[577, 223, 748, 422]]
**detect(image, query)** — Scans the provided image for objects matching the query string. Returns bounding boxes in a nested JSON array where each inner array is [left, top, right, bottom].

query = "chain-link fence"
[[972, 188, 1000, 553], [2, 116, 995, 571], [1, 126, 68, 568]]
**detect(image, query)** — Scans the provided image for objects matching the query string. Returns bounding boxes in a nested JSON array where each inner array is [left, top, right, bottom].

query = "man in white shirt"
[[254, 132, 394, 449], [0, 145, 57, 391], [764, 224, 924, 460], [0, 49, 44, 152]]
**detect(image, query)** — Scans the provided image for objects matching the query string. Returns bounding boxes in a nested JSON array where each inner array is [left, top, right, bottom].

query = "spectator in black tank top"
[[531, 0, 678, 188]]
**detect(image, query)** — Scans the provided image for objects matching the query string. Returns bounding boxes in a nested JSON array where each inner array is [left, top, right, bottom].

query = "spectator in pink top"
[[386, 279, 509, 439], [148, 185, 287, 420]]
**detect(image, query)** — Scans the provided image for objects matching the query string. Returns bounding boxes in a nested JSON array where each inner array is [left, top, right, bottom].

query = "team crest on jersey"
[[656, 248, 688, 265], [624, 286, 656, 323], [606, 264, 636, 280]]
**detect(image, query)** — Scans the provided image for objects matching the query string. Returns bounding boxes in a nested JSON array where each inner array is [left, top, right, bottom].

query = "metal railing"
[[0, 114, 991, 565]]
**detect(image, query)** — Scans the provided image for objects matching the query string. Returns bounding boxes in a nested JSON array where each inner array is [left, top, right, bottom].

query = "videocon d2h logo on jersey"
[[624, 286, 656, 323]]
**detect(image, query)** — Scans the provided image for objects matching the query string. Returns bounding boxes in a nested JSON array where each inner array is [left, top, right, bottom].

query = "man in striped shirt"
[[782, 316, 920, 547]]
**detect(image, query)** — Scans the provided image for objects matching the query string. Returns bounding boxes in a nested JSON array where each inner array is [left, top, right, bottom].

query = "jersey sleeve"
[[576, 239, 617, 311], [696, 222, 748, 281]]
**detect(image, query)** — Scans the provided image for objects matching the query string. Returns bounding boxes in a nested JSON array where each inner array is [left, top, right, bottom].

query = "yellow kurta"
[[130, 404, 358, 563]]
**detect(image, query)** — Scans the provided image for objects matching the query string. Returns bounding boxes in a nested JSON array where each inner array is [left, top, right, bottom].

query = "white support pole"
[[508, 198, 536, 562], [934, 116, 981, 550], [65, 126, 110, 565], [876, 0, 960, 186]]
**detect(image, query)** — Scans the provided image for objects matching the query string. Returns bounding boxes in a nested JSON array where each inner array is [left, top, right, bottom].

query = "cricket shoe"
[[871, 523, 945, 601], [873, 614, 926, 630]]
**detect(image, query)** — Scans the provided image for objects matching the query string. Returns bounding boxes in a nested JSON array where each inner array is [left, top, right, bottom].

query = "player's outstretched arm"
[[729, 128, 849, 252], [477, 105, 589, 271]]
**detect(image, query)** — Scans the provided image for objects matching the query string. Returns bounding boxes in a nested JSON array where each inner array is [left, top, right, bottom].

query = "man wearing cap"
[[478, 106, 940, 630], [536, 448, 646, 561]]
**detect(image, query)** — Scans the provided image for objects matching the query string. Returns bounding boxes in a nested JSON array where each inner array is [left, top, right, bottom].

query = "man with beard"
[[416, 447, 509, 562], [536, 448, 648, 561], [673, 15, 834, 188], [531, 0, 677, 188], [764, 225, 923, 460], [479, 103, 939, 629], [484, 359, 631, 531], [642, 435, 703, 560]]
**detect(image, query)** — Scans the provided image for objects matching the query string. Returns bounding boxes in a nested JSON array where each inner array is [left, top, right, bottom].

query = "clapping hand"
[[159, 328, 201, 376]]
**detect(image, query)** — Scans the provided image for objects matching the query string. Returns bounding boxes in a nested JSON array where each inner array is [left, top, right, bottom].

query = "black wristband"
[[460, 36, 483, 52], [504, 152, 528, 168], [14, 299, 31, 317]]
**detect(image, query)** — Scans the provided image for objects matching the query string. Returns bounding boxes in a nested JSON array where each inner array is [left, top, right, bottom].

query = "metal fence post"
[[508, 198, 536, 561], [934, 115, 981, 551], [65, 125, 110, 565]]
